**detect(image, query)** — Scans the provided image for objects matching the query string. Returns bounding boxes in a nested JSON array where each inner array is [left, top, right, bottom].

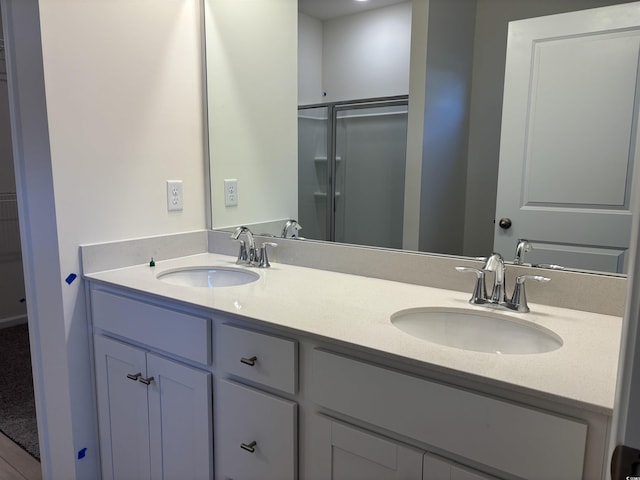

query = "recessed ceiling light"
[[354, 0, 369, 2]]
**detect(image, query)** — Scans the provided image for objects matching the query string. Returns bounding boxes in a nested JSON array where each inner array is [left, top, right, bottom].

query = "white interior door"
[[493, 3, 640, 273]]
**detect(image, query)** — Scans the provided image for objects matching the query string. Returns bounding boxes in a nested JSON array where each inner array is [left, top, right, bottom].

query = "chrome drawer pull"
[[139, 376, 155, 385], [126, 372, 142, 381], [240, 441, 257, 453], [240, 356, 257, 366]]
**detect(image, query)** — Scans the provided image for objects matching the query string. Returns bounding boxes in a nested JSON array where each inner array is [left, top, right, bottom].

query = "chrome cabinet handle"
[[126, 372, 142, 381], [240, 441, 257, 453], [240, 356, 257, 366], [139, 376, 155, 385]]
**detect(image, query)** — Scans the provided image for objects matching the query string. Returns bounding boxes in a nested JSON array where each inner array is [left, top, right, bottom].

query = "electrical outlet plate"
[[166, 180, 183, 211], [224, 179, 238, 207]]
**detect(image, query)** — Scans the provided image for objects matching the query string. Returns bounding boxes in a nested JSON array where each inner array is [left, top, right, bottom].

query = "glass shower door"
[[298, 98, 408, 247], [298, 105, 330, 241], [334, 103, 408, 249]]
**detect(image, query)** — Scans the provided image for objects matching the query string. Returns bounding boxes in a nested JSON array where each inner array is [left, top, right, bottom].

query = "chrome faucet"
[[513, 239, 532, 265], [230, 226, 258, 265], [456, 250, 550, 313], [281, 219, 302, 238], [230, 226, 277, 268], [483, 253, 508, 304]]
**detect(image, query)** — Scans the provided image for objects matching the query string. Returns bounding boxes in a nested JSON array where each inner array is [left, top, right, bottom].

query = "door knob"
[[498, 217, 512, 229]]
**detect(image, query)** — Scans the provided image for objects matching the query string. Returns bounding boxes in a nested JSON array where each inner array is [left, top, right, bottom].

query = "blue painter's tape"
[[77, 448, 87, 459], [65, 273, 77, 285]]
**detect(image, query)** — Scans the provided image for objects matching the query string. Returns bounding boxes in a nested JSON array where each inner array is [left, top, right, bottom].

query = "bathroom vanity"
[[84, 250, 621, 480]]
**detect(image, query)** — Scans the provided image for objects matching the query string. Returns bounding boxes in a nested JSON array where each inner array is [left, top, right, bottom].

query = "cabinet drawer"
[[215, 378, 297, 480], [217, 323, 297, 393], [311, 349, 587, 480], [91, 289, 210, 364]]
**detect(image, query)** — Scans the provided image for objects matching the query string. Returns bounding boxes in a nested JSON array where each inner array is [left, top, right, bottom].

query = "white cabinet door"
[[94, 335, 151, 480], [147, 353, 212, 480], [311, 349, 586, 479], [424, 453, 498, 480], [493, 3, 640, 273], [312, 415, 423, 480], [94, 335, 213, 480], [215, 378, 297, 480]]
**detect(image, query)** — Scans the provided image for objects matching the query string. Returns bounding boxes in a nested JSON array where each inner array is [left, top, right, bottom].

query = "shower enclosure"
[[298, 96, 408, 249]]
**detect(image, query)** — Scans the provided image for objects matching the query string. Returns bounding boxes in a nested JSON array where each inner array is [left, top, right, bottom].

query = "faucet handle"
[[507, 274, 550, 313], [455, 267, 488, 304], [258, 242, 278, 268]]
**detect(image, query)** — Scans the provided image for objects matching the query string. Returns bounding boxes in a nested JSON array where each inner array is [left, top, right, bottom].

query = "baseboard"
[[0, 315, 28, 329]]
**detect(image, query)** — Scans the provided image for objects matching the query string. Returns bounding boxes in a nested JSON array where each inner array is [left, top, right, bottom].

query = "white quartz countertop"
[[85, 252, 622, 414]]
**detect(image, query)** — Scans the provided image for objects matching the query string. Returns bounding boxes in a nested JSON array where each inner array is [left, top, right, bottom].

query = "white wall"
[[419, 0, 477, 254], [41, 2, 206, 242], [298, 12, 323, 105], [403, 0, 429, 251], [322, 2, 412, 102], [207, 0, 298, 229], [4, 0, 207, 477]]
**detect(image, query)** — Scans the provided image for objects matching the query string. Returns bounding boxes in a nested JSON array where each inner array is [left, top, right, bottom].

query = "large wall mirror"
[[204, 0, 640, 276]]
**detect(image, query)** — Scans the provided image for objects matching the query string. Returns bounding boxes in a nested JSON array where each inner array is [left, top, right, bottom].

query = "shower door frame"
[[298, 95, 409, 242]]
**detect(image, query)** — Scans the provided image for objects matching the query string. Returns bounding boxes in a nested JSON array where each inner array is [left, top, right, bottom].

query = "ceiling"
[[298, 0, 409, 20]]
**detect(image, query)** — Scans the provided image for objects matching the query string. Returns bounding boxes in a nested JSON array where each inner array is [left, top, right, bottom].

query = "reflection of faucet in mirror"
[[281, 219, 302, 239], [456, 252, 550, 313], [513, 239, 532, 265], [512, 238, 566, 271]]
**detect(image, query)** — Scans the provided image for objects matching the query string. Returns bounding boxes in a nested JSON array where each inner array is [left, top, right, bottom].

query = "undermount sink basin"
[[157, 266, 259, 288], [390, 307, 562, 355]]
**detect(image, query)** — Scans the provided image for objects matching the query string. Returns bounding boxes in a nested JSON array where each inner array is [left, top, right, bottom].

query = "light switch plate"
[[224, 179, 238, 207], [167, 180, 183, 211]]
